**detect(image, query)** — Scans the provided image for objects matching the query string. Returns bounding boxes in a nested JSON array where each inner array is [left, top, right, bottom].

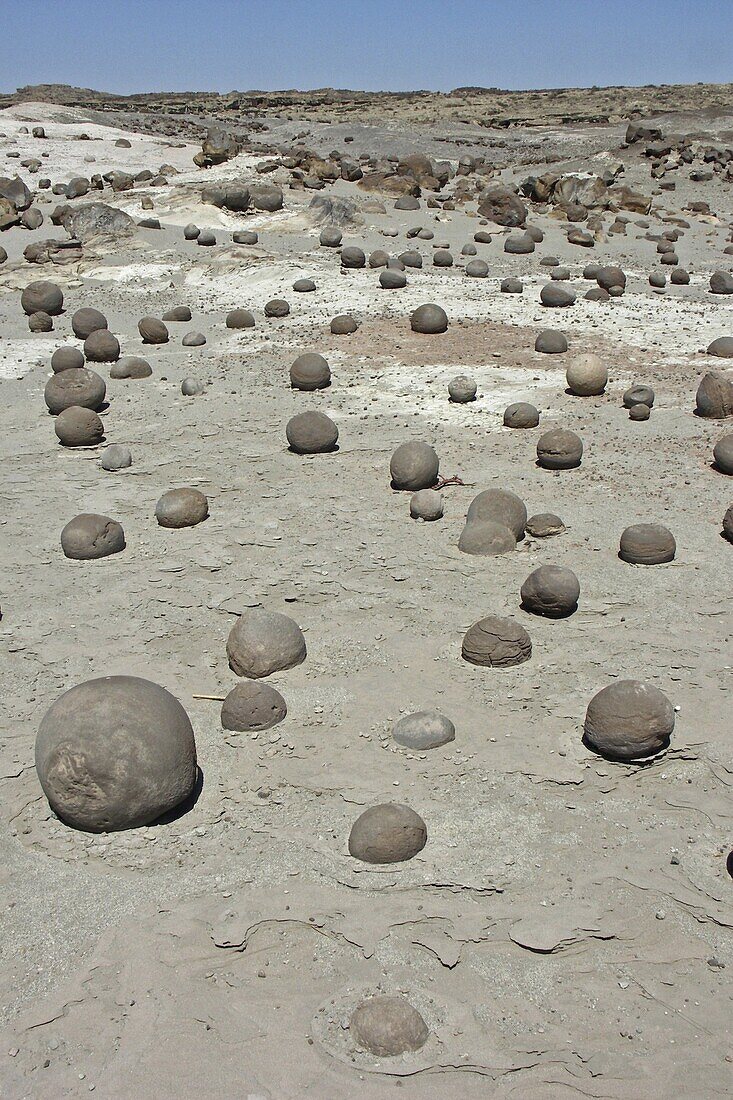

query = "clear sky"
[[1, 0, 731, 95]]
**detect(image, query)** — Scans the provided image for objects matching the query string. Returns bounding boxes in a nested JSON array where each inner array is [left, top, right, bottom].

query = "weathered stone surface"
[[584, 680, 674, 761], [227, 609, 306, 679], [348, 804, 427, 864]]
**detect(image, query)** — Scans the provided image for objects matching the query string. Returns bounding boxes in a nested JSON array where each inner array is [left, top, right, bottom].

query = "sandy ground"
[[0, 102, 732, 1099]]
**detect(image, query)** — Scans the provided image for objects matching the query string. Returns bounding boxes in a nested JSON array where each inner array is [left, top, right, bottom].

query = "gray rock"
[[181, 377, 205, 396], [350, 996, 428, 1057], [100, 444, 132, 471], [54, 406, 104, 447], [541, 283, 576, 307], [465, 488, 527, 540], [341, 245, 366, 268], [458, 521, 516, 556], [110, 356, 152, 379], [392, 710, 454, 750], [55, 202, 135, 242], [60, 513, 125, 559], [521, 565, 580, 617], [348, 804, 427, 864], [584, 680, 674, 762], [501, 277, 523, 293], [390, 441, 439, 490], [477, 182, 527, 226], [331, 314, 358, 334], [45, 367, 106, 414], [713, 434, 733, 474], [51, 346, 84, 372], [21, 280, 63, 316], [504, 402, 539, 428], [155, 488, 209, 529], [380, 269, 406, 289], [448, 375, 477, 402], [462, 616, 531, 667], [290, 352, 331, 391], [84, 329, 120, 363], [162, 306, 192, 322], [536, 429, 583, 469], [220, 682, 287, 732], [233, 229, 258, 245], [465, 258, 489, 277], [409, 488, 443, 521], [286, 410, 339, 454], [249, 183, 283, 211], [410, 303, 447, 334], [695, 371, 733, 418], [504, 233, 535, 254], [72, 306, 107, 340], [623, 384, 655, 408], [619, 524, 675, 564], [226, 309, 255, 329], [526, 512, 565, 538], [293, 278, 316, 292], [182, 331, 206, 346], [535, 329, 567, 354], [707, 337, 733, 358], [227, 608, 306, 679], [710, 270, 733, 294], [265, 299, 289, 317]]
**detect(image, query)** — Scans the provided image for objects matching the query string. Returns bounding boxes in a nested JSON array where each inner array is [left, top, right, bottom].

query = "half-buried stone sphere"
[[61, 514, 125, 559], [84, 329, 120, 363], [71, 307, 107, 340], [623, 384, 655, 409], [29, 312, 53, 333], [619, 523, 675, 564], [504, 402, 539, 428], [713, 434, 733, 474], [540, 283, 576, 307], [220, 682, 287, 732], [390, 442, 439, 490], [535, 329, 567, 354], [707, 337, 733, 358], [348, 803, 427, 864], [410, 303, 448, 334], [695, 371, 733, 418], [350, 996, 429, 1057], [265, 299, 289, 318], [138, 316, 169, 344], [21, 280, 63, 316], [465, 488, 527, 540], [583, 680, 674, 762], [51, 346, 84, 373], [45, 367, 106, 414], [380, 269, 406, 289], [392, 711, 455, 750], [155, 488, 209, 529], [110, 356, 152, 379], [526, 512, 565, 538], [226, 309, 255, 329], [458, 521, 516, 556], [537, 429, 583, 470], [341, 246, 366, 268], [629, 403, 650, 421], [331, 314, 358, 335], [162, 306, 192, 322], [227, 608, 306, 679], [286, 411, 339, 454], [410, 488, 443, 521], [100, 444, 132, 471], [320, 227, 342, 247], [54, 406, 104, 447], [448, 375, 477, 403], [520, 565, 580, 617], [290, 352, 331, 390], [566, 353, 607, 396], [35, 675, 197, 831], [462, 615, 531, 667]]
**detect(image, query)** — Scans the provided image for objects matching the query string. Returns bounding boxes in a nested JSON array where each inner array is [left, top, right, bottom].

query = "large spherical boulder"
[[220, 682, 287, 732], [227, 608, 306, 679], [54, 406, 104, 447], [448, 375, 477, 403], [350, 996, 428, 1057], [566, 353, 607, 396], [583, 680, 674, 761], [520, 565, 580, 618], [695, 371, 733, 418], [138, 316, 169, 344], [713, 434, 733, 474], [35, 675, 197, 831], [462, 616, 531, 668], [392, 711, 455, 750], [71, 307, 107, 340], [341, 246, 365, 268], [155, 488, 209, 529], [410, 303, 448, 334], [458, 521, 516, 556], [535, 329, 567, 354], [504, 402, 539, 428], [226, 309, 255, 329], [84, 329, 120, 363], [537, 429, 583, 470], [390, 442, 439, 490], [619, 523, 675, 564], [348, 803, 427, 864], [290, 352, 331, 391], [51, 346, 84, 373], [44, 367, 106, 414], [21, 280, 63, 316], [465, 488, 527, 540], [409, 488, 443, 521], [286, 411, 339, 454], [60, 513, 125, 559]]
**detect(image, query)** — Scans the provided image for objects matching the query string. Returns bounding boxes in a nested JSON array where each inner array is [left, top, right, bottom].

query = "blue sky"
[[1, 0, 730, 94]]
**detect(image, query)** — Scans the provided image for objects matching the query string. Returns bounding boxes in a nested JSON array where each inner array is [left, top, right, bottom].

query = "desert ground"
[[0, 83, 731, 1098]]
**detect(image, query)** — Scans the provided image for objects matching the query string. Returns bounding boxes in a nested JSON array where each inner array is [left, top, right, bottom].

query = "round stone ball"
[[462, 615, 532, 668], [138, 316, 169, 344], [226, 309, 255, 329], [320, 227, 342, 247], [350, 996, 428, 1058], [220, 682, 287, 732], [390, 442, 439, 491], [526, 512, 565, 538], [379, 269, 406, 289], [448, 375, 477, 403], [433, 249, 453, 267], [155, 488, 209, 529], [540, 283, 576, 308], [162, 306, 192, 322], [44, 367, 106, 414], [400, 251, 422, 269], [84, 329, 120, 363], [181, 377, 204, 396], [348, 803, 427, 864], [695, 371, 733, 419], [54, 406, 104, 447], [71, 307, 107, 340], [583, 680, 674, 761], [623, 384, 655, 409], [286, 411, 338, 454], [330, 314, 358, 335], [410, 303, 448, 334], [597, 265, 626, 292], [585, 287, 610, 302], [707, 336, 733, 358], [465, 488, 527, 540], [51, 346, 84, 373], [504, 402, 539, 428], [723, 504, 733, 543], [29, 311, 53, 332], [629, 402, 650, 421], [110, 356, 152, 379], [35, 675, 197, 831], [501, 277, 523, 293], [100, 444, 132, 471], [197, 231, 216, 247], [649, 271, 666, 289], [61, 513, 125, 559], [226, 608, 306, 679], [293, 278, 315, 293], [265, 299, 290, 318], [184, 223, 200, 240], [465, 258, 489, 278], [713, 434, 733, 474], [566, 353, 607, 396], [290, 352, 331, 391], [535, 329, 568, 354], [341, 246, 366, 268], [182, 331, 206, 347], [619, 523, 676, 565], [409, 488, 443, 521], [21, 280, 63, 316], [520, 565, 580, 618], [458, 521, 516, 556], [392, 711, 455, 750], [536, 429, 583, 470]]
